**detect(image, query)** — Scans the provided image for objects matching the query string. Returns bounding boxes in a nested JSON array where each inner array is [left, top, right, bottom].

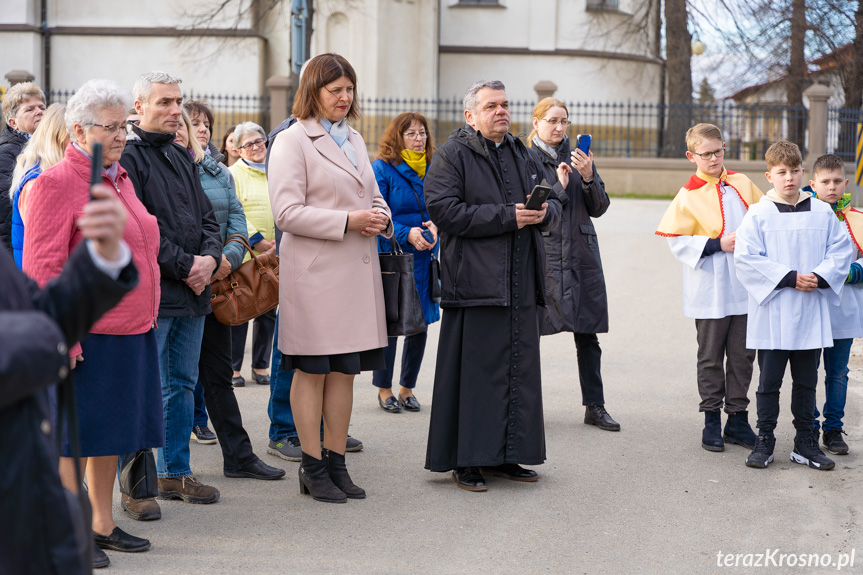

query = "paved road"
[[110, 199, 862, 574]]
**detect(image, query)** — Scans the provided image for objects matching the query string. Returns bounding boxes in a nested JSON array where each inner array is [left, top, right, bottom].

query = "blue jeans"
[[193, 380, 208, 427], [154, 315, 206, 478], [268, 314, 297, 441], [814, 338, 852, 432]]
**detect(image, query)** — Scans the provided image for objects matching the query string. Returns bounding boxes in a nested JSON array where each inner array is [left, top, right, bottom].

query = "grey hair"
[[232, 121, 266, 149], [463, 80, 506, 112], [133, 71, 182, 103], [65, 79, 132, 138]]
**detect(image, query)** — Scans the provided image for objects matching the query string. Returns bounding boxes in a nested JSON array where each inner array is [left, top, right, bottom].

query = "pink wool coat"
[[268, 117, 393, 356], [23, 144, 161, 356]]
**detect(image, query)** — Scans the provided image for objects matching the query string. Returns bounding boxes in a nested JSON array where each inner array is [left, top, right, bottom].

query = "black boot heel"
[[298, 452, 347, 503], [324, 448, 366, 499]]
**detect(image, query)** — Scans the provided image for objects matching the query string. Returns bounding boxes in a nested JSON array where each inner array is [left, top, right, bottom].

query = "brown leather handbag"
[[210, 234, 279, 325]]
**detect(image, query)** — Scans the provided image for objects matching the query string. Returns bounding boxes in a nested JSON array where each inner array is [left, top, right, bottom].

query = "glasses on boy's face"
[[692, 148, 725, 160]]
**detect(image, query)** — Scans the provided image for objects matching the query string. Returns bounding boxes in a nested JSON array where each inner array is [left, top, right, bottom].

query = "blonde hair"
[[685, 123, 723, 152], [9, 103, 68, 198], [180, 109, 205, 164], [2, 82, 46, 124], [765, 140, 802, 169], [528, 97, 568, 145]]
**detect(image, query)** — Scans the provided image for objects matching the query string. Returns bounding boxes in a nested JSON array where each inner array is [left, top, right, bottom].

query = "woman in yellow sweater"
[[229, 121, 277, 386]]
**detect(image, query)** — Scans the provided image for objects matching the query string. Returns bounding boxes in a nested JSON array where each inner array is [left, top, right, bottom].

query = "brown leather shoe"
[[157, 475, 220, 504], [121, 494, 162, 521]]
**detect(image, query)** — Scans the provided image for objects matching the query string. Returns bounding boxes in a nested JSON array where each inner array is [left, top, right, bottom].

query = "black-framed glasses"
[[239, 138, 266, 150], [88, 123, 126, 136], [692, 148, 725, 160], [541, 118, 571, 127]]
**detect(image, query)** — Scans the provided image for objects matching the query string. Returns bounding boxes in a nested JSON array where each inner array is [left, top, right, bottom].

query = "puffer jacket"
[[230, 159, 274, 256], [120, 125, 222, 317], [0, 124, 28, 251], [424, 126, 561, 308], [529, 139, 610, 335], [197, 153, 247, 271]]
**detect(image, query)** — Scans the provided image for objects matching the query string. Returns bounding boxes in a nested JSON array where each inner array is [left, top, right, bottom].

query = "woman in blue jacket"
[[372, 113, 440, 413]]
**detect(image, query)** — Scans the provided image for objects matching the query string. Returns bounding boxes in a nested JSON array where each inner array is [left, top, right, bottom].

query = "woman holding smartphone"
[[527, 97, 620, 432]]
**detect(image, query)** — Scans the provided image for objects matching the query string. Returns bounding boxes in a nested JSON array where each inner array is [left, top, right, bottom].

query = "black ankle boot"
[[723, 410, 757, 449], [323, 448, 366, 499], [702, 410, 724, 452], [299, 452, 347, 503]]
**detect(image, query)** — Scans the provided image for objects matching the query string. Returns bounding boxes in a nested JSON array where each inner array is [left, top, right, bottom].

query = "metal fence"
[[19, 90, 862, 161]]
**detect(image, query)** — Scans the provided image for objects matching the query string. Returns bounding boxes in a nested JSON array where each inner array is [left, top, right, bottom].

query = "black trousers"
[[230, 308, 277, 371], [756, 348, 820, 434], [199, 313, 256, 471], [574, 333, 605, 406]]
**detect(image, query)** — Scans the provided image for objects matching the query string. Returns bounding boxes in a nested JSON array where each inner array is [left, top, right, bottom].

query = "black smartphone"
[[576, 134, 591, 156], [89, 142, 102, 201], [524, 181, 552, 211]]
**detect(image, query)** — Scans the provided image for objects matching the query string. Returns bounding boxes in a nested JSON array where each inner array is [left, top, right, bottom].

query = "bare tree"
[[787, 0, 807, 148], [664, 0, 694, 156]]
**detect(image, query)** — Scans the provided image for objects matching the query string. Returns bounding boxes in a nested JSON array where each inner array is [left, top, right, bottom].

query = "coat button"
[[41, 419, 51, 435], [59, 366, 69, 379], [363, 255, 370, 263], [357, 189, 365, 197], [57, 342, 67, 355]]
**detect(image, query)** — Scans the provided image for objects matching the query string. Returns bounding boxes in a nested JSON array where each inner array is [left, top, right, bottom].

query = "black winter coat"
[[121, 125, 222, 317], [0, 123, 28, 251], [425, 126, 561, 308], [530, 140, 610, 335], [0, 242, 137, 574]]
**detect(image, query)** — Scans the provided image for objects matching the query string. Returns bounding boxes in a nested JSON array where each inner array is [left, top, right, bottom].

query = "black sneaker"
[[822, 428, 849, 455], [745, 433, 775, 468], [191, 425, 217, 445], [791, 432, 835, 470]]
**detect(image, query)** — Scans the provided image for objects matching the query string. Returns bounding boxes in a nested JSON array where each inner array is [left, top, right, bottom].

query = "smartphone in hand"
[[89, 142, 103, 201], [420, 229, 435, 243], [524, 181, 552, 211], [576, 134, 591, 156]]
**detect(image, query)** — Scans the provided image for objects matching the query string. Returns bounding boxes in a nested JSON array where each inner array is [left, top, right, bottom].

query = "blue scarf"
[[321, 118, 358, 169]]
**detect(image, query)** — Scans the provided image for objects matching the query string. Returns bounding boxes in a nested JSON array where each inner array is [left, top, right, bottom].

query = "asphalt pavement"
[[108, 198, 862, 574]]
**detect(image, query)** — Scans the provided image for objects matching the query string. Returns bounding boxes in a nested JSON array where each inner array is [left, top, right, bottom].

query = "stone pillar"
[[534, 80, 558, 101], [803, 83, 833, 168], [5, 70, 36, 86], [266, 75, 297, 130]]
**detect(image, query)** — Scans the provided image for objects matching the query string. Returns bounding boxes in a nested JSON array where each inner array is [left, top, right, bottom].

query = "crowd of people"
[[1, 49, 858, 573]]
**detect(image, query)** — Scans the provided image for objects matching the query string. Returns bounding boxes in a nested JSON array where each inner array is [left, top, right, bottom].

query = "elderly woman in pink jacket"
[[23, 79, 161, 568], [268, 53, 392, 504]]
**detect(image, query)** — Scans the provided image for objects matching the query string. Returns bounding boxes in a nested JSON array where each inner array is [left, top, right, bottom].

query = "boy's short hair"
[[765, 140, 802, 169], [812, 154, 845, 177], [685, 123, 723, 152]]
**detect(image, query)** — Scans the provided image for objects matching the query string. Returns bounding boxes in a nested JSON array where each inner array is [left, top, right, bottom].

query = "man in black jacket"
[[121, 71, 224, 513], [0, 184, 137, 574], [0, 82, 46, 250], [424, 80, 561, 491]]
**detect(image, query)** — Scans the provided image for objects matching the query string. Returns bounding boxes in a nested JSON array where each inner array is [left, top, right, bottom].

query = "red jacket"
[[23, 144, 160, 355]]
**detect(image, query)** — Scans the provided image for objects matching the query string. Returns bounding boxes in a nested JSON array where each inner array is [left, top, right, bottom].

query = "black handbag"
[[405, 180, 442, 303], [118, 449, 158, 499], [379, 238, 427, 337]]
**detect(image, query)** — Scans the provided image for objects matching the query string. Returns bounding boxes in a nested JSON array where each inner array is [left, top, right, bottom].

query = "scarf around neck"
[[73, 142, 120, 183], [321, 118, 357, 169], [531, 136, 559, 160], [400, 149, 427, 179]]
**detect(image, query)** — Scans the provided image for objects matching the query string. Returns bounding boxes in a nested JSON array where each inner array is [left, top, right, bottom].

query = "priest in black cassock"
[[424, 80, 562, 491]]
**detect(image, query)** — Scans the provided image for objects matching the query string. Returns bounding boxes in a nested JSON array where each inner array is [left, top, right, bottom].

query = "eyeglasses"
[[239, 138, 266, 151], [403, 131, 428, 140], [541, 118, 571, 127], [88, 123, 126, 136], [692, 148, 725, 160]]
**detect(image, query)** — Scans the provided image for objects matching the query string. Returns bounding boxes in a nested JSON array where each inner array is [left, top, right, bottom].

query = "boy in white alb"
[[804, 154, 863, 456], [656, 123, 763, 452], [735, 142, 854, 471]]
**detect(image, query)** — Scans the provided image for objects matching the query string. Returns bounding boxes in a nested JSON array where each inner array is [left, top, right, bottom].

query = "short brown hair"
[[685, 123, 723, 152], [765, 140, 802, 169], [376, 113, 435, 165], [2, 82, 46, 123], [292, 53, 361, 121], [183, 99, 215, 133], [812, 154, 845, 178]]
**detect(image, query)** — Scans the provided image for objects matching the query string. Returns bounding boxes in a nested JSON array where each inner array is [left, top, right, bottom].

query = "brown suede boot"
[[157, 475, 220, 504], [121, 494, 162, 521]]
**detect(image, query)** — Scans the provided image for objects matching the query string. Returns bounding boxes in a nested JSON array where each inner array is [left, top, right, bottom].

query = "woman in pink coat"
[[268, 53, 392, 504]]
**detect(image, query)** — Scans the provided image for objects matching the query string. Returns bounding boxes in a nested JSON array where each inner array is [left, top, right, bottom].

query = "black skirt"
[[282, 347, 386, 375]]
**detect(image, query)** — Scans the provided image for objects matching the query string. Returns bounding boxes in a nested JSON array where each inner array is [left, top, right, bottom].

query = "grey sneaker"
[[345, 435, 364, 452], [268, 436, 302, 462]]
